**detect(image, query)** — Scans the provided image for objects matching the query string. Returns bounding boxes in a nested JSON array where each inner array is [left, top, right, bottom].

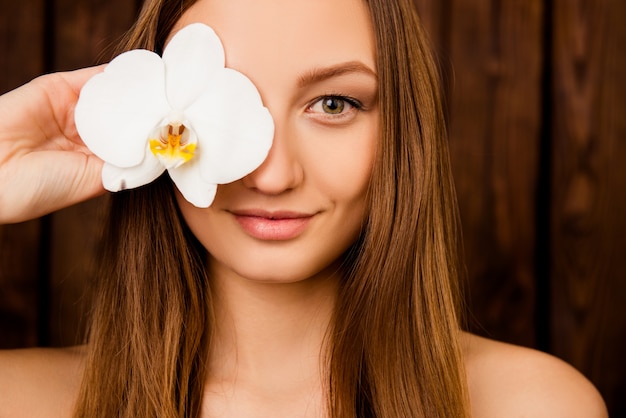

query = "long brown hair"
[[74, 0, 470, 416], [330, 0, 469, 416]]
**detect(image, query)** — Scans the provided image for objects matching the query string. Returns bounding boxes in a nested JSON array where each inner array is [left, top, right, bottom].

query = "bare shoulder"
[[462, 333, 607, 418], [0, 345, 85, 418]]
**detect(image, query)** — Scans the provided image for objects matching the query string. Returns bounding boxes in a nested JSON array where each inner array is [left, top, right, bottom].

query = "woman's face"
[[175, 0, 378, 283]]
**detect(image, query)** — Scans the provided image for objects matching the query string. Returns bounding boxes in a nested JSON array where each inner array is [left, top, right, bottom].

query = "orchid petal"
[[102, 151, 165, 192], [163, 23, 225, 111], [75, 50, 170, 168], [169, 161, 218, 207], [185, 68, 274, 184], [76, 23, 274, 206]]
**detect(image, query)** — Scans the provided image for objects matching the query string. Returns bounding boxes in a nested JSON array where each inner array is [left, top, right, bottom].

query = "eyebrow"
[[297, 61, 378, 88]]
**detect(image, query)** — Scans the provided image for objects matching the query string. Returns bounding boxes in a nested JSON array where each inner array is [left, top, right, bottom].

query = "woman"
[[0, 0, 607, 416]]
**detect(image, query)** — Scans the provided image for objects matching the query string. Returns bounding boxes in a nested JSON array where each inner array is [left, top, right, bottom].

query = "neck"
[[207, 260, 339, 395]]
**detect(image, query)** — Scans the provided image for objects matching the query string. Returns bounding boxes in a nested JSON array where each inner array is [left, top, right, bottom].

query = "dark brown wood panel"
[[412, 0, 449, 55], [445, 0, 544, 347], [0, 0, 46, 90], [0, 0, 46, 348], [52, 0, 138, 71], [550, 0, 626, 413], [46, 0, 140, 346], [0, 221, 43, 347]]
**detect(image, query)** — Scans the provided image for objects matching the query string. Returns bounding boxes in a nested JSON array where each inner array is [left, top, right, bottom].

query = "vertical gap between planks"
[[36, 0, 56, 347], [534, 0, 554, 353]]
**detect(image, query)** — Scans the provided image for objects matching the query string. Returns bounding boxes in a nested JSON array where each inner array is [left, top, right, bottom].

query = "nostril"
[[241, 138, 303, 195]]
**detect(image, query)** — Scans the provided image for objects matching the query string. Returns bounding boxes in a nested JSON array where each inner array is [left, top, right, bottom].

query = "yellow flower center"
[[149, 123, 197, 169]]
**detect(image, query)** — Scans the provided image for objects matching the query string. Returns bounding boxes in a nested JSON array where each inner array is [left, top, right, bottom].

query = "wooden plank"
[[52, 0, 138, 70], [550, 0, 626, 414], [0, 0, 46, 348], [445, 0, 544, 347], [46, 0, 139, 346], [0, 222, 43, 348], [0, 0, 45, 90], [412, 0, 450, 55]]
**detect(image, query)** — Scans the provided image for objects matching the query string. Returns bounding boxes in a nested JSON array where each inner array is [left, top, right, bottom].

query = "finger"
[[58, 65, 107, 95]]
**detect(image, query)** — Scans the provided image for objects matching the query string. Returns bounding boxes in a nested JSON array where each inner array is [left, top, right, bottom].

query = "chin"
[[209, 252, 345, 286]]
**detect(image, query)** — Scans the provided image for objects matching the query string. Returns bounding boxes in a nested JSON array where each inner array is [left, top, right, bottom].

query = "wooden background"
[[1, 0, 624, 415]]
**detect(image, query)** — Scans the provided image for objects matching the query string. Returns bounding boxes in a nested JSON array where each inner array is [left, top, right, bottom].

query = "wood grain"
[[0, 0, 46, 348], [0, 221, 43, 347], [550, 0, 626, 412], [45, 0, 139, 346], [445, 0, 544, 347], [0, 0, 46, 90]]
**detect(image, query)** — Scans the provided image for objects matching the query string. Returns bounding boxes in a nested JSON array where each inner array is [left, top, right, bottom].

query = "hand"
[[0, 66, 106, 224]]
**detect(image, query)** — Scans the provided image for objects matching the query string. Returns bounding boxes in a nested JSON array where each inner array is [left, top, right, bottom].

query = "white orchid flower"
[[74, 23, 274, 207]]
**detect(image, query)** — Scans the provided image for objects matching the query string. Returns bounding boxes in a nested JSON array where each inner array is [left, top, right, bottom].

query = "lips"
[[230, 209, 314, 241]]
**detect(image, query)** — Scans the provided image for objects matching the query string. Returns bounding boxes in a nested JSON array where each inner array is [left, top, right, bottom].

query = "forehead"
[[172, 0, 376, 85]]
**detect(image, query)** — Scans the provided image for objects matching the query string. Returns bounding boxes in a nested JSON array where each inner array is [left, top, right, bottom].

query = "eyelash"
[[306, 94, 364, 121]]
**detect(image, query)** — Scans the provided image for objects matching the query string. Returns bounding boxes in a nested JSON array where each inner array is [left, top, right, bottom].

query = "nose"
[[241, 119, 304, 195]]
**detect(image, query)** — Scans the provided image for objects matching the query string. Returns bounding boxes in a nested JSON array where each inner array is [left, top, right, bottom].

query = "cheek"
[[175, 190, 213, 245], [303, 123, 377, 204]]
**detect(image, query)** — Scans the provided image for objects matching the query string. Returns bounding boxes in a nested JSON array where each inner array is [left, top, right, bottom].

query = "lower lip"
[[234, 215, 312, 241]]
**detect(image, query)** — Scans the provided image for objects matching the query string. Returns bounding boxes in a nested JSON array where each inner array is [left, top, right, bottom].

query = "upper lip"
[[229, 209, 315, 220]]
